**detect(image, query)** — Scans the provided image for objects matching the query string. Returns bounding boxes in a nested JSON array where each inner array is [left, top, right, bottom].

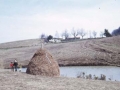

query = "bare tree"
[[40, 33, 48, 43], [89, 30, 92, 38], [78, 29, 86, 39], [55, 31, 59, 38], [92, 31, 97, 38], [71, 27, 79, 39], [61, 29, 69, 39], [99, 31, 104, 38], [40, 33, 46, 39]]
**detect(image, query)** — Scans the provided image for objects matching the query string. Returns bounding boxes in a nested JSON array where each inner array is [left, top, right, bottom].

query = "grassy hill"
[[0, 36, 120, 68]]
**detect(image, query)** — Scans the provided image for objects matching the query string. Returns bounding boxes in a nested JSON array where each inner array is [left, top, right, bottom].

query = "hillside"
[[0, 36, 120, 68]]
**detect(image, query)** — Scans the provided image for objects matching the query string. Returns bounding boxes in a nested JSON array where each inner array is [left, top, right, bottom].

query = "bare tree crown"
[[61, 30, 69, 39], [78, 29, 86, 39], [71, 27, 79, 39]]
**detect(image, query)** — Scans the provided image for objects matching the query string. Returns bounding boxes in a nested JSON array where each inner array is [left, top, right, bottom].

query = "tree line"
[[40, 26, 120, 42]]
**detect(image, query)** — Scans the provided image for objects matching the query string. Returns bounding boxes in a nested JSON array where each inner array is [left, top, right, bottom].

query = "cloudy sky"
[[0, 0, 120, 43]]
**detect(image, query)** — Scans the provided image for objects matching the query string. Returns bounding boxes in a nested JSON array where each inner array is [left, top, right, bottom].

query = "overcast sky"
[[0, 0, 120, 43]]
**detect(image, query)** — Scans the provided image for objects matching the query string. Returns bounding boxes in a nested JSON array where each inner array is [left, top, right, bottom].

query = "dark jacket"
[[14, 62, 18, 66]]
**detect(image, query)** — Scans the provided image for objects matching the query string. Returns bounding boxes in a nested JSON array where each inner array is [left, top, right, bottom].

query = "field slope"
[[0, 36, 120, 68]]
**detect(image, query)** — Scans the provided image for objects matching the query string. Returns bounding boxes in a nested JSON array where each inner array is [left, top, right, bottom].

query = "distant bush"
[[112, 27, 120, 36], [77, 72, 106, 81], [47, 35, 53, 41], [104, 29, 112, 37]]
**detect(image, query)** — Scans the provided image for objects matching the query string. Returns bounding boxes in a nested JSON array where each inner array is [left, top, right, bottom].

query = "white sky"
[[0, 0, 120, 43]]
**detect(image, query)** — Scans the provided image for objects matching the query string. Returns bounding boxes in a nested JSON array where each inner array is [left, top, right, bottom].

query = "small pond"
[[21, 66, 120, 81]]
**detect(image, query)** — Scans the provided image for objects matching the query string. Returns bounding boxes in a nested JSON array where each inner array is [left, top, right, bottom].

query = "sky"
[[0, 0, 120, 43]]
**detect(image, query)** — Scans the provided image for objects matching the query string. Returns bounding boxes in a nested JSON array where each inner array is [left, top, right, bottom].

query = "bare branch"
[[55, 31, 59, 38], [92, 31, 97, 38], [78, 29, 86, 39], [61, 29, 69, 39], [71, 27, 79, 39], [40, 33, 46, 39], [100, 31, 104, 38]]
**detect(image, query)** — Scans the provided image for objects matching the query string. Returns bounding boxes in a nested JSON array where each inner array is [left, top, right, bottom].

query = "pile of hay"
[[26, 48, 60, 77]]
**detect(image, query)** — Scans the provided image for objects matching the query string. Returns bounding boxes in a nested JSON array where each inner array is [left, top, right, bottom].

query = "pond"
[[21, 66, 120, 81]]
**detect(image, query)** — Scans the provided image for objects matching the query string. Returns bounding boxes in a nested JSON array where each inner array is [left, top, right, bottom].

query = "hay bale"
[[26, 48, 60, 77]]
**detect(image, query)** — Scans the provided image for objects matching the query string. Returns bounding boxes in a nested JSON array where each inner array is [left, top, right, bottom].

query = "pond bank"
[[0, 69, 120, 90], [20, 66, 120, 81], [4, 64, 119, 69]]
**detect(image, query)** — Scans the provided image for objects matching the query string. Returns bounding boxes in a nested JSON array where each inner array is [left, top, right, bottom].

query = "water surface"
[[22, 66, 120, 81]]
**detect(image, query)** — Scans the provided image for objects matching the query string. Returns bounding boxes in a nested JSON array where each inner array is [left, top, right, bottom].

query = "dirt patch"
[[94, 48, 113, 53]]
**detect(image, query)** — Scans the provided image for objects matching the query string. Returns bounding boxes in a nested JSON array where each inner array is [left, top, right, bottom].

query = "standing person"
[[19, 64, 22, 72], [14, 60, 18, 72], [10, 62, 14, 71]]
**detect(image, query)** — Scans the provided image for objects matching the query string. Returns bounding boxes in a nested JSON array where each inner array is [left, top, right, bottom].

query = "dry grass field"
[[0, 69, 120, 90], [0, 36, 120, 68]]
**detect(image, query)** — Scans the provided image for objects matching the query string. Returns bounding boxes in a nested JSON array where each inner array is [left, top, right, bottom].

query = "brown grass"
[[0, 69, 120, 90], [0, 36, 120, 68]]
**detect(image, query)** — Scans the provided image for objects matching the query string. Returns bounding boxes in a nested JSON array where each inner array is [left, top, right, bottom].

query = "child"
[[10, 62, 14, 71], [19, 64, 22, 72]]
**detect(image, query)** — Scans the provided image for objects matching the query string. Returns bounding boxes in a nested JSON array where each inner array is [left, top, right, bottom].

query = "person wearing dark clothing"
[[14, 60, 18, 71]]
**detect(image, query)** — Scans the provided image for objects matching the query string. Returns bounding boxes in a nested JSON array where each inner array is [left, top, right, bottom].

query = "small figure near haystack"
[[10, 62, 14, 71], [14, 60, 18, 72], [19, 64, 22, 72]]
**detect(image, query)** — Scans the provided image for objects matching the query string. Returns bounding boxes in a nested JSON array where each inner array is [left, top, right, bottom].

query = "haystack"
[[26, 48, 60, 77]]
